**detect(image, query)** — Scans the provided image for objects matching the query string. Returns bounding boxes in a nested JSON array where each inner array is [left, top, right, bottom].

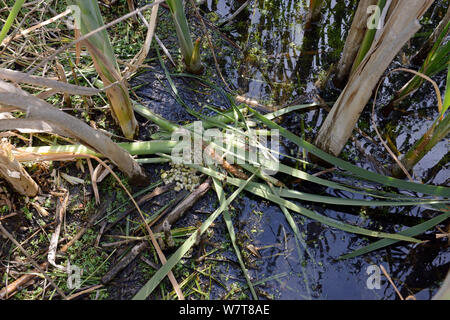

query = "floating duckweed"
[[160, 164, 201, 192]]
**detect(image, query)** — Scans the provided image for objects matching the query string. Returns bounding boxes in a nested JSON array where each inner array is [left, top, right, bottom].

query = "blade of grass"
[[445, 64, 450, 110], [339, 210, 450, 259], [211, 176, 258, 300], [193, 135, 446, 206], [263, 103, 321, 120], [393, 21, 450, 105], [248, 107, 450, 198], [132, 172, 256, 300], [267, 183, 313, 299], [392, 66, 450, 177], [0, 0, 25, 45], [198, 112, 428, 201], [133, 66, 447, 200], [160, 157, 423, 243]]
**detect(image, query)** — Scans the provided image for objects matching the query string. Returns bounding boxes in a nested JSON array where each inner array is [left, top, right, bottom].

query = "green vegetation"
[[0, 0, 24, 45], [67, 0, 138, 139], [166, 0, 203, 74], [0, 0, 448, 302]]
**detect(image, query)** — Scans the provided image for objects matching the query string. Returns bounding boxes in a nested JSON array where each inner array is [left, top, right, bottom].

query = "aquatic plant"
[[389, 20, 450, 108], [166, 0, 203, 74], [1, 0, 449, 301], [315, 0, 434, 156], [350, 0, 388, 75], [335, 0, 378, 85], [413, 6, 450, 65], [21, 83, 449, 299], [67, 0, 138, 139]]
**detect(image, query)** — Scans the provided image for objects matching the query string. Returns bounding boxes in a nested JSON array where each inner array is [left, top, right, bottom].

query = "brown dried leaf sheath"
[[0, 140, 38, 196]]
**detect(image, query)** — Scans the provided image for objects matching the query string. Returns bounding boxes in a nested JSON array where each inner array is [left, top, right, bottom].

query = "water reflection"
[[201, 0, 353, 105]]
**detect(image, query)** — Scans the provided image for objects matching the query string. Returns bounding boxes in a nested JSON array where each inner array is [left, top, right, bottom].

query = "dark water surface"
[[128, 0, 449, 300]]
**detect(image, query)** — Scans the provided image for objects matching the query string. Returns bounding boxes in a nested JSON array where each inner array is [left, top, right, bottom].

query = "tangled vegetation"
[[0, 0, 449, 300]]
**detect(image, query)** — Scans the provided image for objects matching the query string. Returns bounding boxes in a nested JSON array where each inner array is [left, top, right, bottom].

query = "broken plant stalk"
[[335, 0, 379, 85], [0, 79, 147, 184], [350, 0, 388, 76]]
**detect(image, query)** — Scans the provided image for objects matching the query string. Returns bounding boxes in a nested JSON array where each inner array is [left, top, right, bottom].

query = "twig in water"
[[379, 264, 404, 300], [101, 241, 147, 284], [219, 0, 251, 26], [153, 178, 212, 233], [102, 183, 174, 233]]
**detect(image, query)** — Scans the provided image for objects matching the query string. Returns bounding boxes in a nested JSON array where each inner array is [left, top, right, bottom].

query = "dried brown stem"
[[0, 80, 147, 184], [0, 68, 100, 96], [153, 178, 212, 233]]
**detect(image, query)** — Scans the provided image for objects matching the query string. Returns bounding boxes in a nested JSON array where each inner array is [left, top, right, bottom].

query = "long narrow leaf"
[[339, 211, 450, 259], [162, 159, 422, 243], [212, 177, 258, 299], [0, 0, 25, 45], [249, 107, 450, 198], [132, 173, 256, 300]]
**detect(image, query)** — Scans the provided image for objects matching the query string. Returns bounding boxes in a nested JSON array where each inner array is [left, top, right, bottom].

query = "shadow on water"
[[127, 0, 449, 299]]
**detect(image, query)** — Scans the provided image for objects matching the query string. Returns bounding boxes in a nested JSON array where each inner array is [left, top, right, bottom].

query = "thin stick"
[[372, 67, 445, 181], [101, 241, 147, 284], [123, 3, 159, 78], [372, 73, 414, 181], [379, 264, 404, 300], [47, 190, 69, 271], [66, 284, 103, 300], [219, 0, 251, 26], [86, 158, 100, 205], [0, 212, 17, 221], [0, 68, 100, 96], [153, 178, 212, 233], [136, 10, 176, 67]]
